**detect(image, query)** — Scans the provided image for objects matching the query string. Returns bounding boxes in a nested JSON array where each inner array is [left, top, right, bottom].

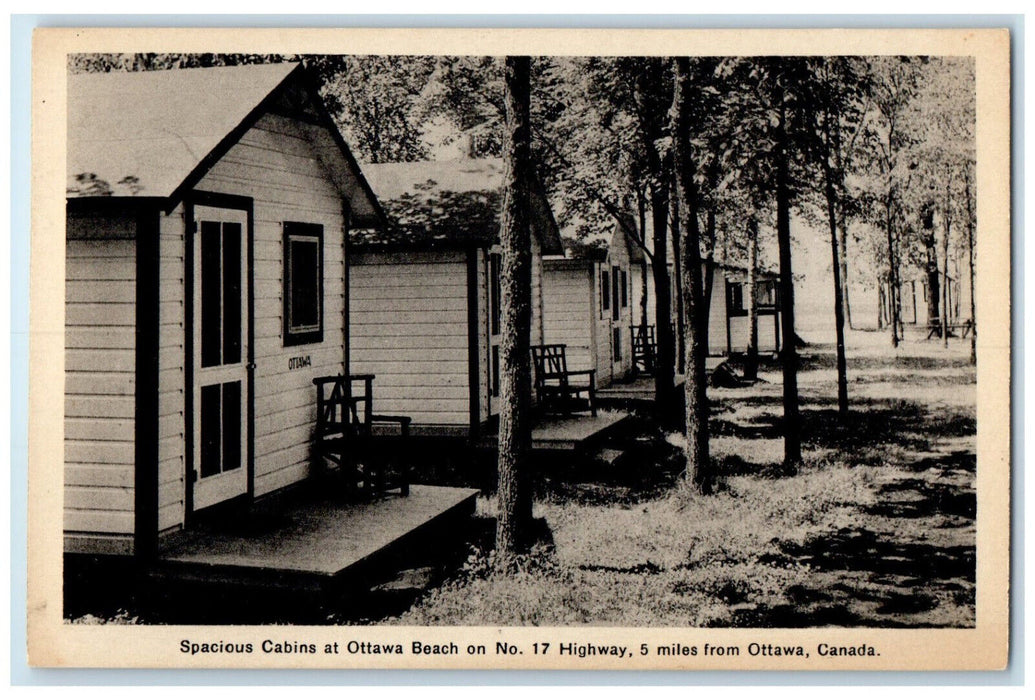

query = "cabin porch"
[[477, 411, 630, 452], [596, 373, 688, 404], [596, 357, 731, 405], [151, 484, 479, 595]]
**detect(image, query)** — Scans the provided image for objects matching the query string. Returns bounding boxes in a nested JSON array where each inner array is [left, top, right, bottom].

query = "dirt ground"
[[396, 327, 977, 627]]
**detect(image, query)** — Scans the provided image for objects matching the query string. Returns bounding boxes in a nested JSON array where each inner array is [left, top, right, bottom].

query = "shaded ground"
[[395, 327, 977, 627]]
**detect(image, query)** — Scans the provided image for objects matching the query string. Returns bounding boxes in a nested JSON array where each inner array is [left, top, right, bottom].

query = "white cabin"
[[349, 159, 563, 439], [542, 225, 635, 387], [631, 260, 782, 358], [65, 63, 384, 556]]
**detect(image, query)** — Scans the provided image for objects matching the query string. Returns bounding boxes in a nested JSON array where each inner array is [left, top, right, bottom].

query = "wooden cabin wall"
[[475, 248, 490, 425], [707, 274, 728, 356], [351, 250, 472, 431], [531, 234, 545, 346], [727, 312, 779, 355], [543, 265, 595, 375], [157, 208, 186, 533], [195, 112, 347, 498], [65, 212, 138, 554]]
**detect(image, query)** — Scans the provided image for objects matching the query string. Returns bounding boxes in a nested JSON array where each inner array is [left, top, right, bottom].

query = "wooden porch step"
[[152, 485, 479, 592]]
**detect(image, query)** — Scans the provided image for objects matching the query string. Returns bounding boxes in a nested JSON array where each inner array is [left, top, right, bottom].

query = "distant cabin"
[[65, 63, 384, 556], [350, 158, 563, 439], [631, 260, 782, 357], [889, 272, 965, 328], [542, 225, 635, 387]]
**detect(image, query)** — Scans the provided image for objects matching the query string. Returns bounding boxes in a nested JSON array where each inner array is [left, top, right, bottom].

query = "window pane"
[[222, 381, 241, 472], [612, 266, 620, 320], [490, 253, 501, 336], [200, 221, 222, 368], [290, 239, 320, 330], [199, 384, 221, 478], [223, 223, 241, 364]]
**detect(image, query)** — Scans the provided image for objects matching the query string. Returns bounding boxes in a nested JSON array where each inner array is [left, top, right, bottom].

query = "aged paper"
[[29, 26, 1011, 670]]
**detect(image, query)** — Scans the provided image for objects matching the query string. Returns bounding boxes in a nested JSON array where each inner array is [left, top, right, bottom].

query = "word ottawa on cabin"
[[288, 355, 312, 371]]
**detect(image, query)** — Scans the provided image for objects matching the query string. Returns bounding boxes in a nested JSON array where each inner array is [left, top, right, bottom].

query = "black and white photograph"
[[28, 26, 1011, 670]]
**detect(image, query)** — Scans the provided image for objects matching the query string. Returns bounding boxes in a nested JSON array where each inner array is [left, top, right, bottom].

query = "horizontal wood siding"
[[707, 274, 728, 356], [476, 249, 490, 424], [65, 224, 136, 550], [531, 234, 544, 346], [351, 251, 471, 428], [196, 112, 347, 498], [157, 208, 186, 531], [543, 265, 594, 375], [728, 311, 780, 354]]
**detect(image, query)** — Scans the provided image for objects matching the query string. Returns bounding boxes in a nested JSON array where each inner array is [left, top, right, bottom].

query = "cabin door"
[[610, 265, 623, 377], [190, 205, 250, 512]]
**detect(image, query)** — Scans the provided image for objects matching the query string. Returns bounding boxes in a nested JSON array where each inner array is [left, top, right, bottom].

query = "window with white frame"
[[283, 221, 323, 347]]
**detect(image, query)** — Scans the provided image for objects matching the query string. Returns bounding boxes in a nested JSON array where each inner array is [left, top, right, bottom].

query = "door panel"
[[192, 205, 249, 512]]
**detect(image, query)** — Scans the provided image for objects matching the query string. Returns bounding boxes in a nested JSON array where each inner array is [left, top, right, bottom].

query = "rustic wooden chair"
[[631, 324, 657, 375], [312, 374, 411, 498], [531, 344, 597, 417]]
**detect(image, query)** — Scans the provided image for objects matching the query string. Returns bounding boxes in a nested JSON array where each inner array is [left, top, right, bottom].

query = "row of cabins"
[[63, 62, 779, 558]]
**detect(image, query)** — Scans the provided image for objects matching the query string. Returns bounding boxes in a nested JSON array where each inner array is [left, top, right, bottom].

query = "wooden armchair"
[[531, 344, 597, 417], [312, 374, 411, 497], [631, 324, 656, 375]]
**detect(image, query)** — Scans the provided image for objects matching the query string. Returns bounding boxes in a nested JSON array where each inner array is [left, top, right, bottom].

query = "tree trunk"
[[966, 170, 976, 365], [775, 90, 801, 470], [671, 191, 685, 374], [831, 107, 853, 330], [652, 182, 676, 414], [700, 204, 717, 356], [838, 216, 853, 330], [921, 204, 940, 333], [877, 282, 885, 330], [638, 194, 649, 329], [744, 216, 760, 381], [942, 180, 952, 349], [672, 57, 711, 493], [822, 127, 848, 416], [885, 196, 900, 347], [496, 56, 534, 556]]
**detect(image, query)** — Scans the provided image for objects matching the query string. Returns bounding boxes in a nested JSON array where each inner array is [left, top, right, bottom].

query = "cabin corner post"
[[246, 198, 256, 502], [134, 206, 161, 559], [342, 201, 351, 377], [183, 203, 195, 522], [466, 246, 481, 441]]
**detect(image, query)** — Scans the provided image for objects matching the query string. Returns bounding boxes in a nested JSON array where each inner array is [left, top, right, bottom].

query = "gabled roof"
[[353, 158, 563, 254], [545, 237, 608, 267], [67, 62, 384, 226], [603, 214, 647, 264]]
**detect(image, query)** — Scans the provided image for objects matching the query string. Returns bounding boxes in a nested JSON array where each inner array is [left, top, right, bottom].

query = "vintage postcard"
[[28, 26, 1011, 670]]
